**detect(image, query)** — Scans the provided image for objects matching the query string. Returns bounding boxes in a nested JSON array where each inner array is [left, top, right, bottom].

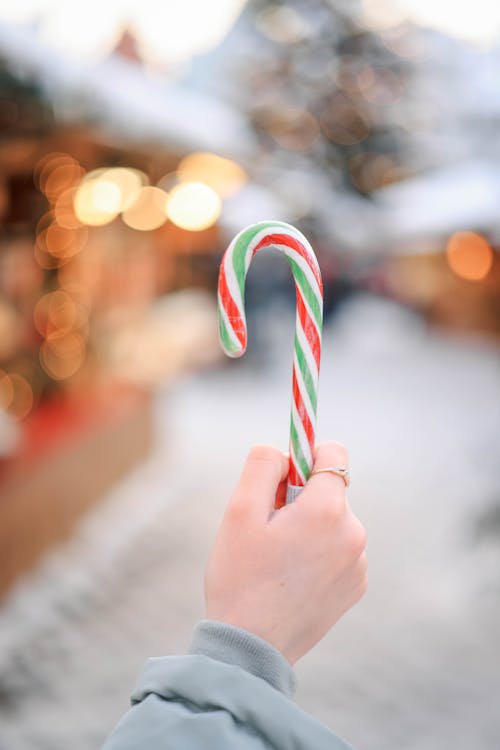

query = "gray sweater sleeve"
[[189, 620, 296, 698], [102, 621, 355, 750]]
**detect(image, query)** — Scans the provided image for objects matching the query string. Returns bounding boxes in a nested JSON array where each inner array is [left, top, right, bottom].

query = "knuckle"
[[226, 495, 249, 524], [334, 441, 349, 466], [315, 440, 349, 468]]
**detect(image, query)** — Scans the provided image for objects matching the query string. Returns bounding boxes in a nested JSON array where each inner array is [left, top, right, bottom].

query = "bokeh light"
[[255, 5, 310, 44], [102, 168, 147, 211], [446, 231, 494, 281], [34, 153, 74, 193], [265, 108, 320, 151], [167, 182, 221, 231], [122, 186, 168, 231], [54, 188, 82, 229], [41, 223, 88, 260], [176, 153, 246, 198], [349, 152, 403, 192], [6, 374, 34, 420], [74, 175, 121, 226], [40, 332, 86, 380], [42, 160, 84, 203], [0, 370, 14, 411], [320, 97, 370, 145], [56, 282, 92, 311], [34, 290, 80, 338], [34, 243, 65, 270]]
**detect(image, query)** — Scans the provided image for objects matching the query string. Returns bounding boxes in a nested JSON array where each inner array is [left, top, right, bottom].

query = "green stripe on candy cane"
[[286, 256, 322, 332], [217, 220, 323, 501], [218, 309, 240, 356], [289, 418, 311, 482], [231, 222, 279, 299]]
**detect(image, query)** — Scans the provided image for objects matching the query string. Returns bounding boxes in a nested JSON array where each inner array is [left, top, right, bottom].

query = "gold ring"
[[310, 466, 350, 487]]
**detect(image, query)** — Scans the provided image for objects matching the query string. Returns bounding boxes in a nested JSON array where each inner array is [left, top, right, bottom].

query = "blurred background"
[[0, 1, 499, 748]]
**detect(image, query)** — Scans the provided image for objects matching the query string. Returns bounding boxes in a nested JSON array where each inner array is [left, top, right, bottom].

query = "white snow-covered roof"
[[0, 21, 256, 158], [374, 160, 500, 245]]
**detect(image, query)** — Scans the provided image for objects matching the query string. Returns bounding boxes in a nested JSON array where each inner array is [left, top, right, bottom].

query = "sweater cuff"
[[189, 620, 296, 698]]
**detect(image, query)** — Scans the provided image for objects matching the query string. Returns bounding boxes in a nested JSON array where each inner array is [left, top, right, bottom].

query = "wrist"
[[189, 620, 296, 698]]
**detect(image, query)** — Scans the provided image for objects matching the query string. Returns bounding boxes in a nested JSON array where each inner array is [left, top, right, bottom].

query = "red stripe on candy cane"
[[218, 254, 247, 351], [295, 290, 321, 372], [292, 368, 315, 447], [254, 233, 323, 292]]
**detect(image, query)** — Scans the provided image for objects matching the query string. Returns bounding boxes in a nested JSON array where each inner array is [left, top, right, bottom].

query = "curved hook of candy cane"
[[217, 220, 323, 503]]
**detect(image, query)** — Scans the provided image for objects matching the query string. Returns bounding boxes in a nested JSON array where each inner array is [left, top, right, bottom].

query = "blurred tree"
[[239, 0, 411, 202], [187, 0, 416, 332]]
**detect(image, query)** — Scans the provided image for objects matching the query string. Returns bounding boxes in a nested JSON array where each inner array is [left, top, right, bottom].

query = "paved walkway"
[[1, 295, 499, 750]]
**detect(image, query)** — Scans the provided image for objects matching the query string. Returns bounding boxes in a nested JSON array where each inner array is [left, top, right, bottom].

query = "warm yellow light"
[[34, 290, 78, 338], [56, 282, 92, 311], [167, 182, 221, 231], [54, 188, 82, 229], [177, 153, 246, 198], [6, 374, 34, 420], [34, 243, 65, 270], [35, 153, 74, 193], [43, 161, 84, 202], [446, 232, 494, 281], [101, 168, 147, 211], [122, 186, 168, 231], [42, 223, 88, 260], [91, 180, 122, 212], [74, 177, 120, 226], [40, 332, 86, 380]]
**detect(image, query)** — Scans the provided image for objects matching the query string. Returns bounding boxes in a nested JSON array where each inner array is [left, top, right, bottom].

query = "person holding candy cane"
[[103, 224, 367, 750]]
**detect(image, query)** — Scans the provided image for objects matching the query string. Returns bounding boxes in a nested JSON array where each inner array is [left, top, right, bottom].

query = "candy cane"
[[217, 220, 323, 504]]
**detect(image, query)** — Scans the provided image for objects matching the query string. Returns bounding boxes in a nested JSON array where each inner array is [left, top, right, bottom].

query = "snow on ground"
[[0, 294, 499, 750]]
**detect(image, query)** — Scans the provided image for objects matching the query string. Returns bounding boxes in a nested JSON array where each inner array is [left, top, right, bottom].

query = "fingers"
[[228, 445, 289, 522], [291, 441, 366, 568], [294, 441, 348, 515], [310, 441, 349, 489]]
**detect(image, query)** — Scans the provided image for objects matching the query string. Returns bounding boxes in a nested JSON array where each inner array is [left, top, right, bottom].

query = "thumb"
[[232, 445, 289, 522]]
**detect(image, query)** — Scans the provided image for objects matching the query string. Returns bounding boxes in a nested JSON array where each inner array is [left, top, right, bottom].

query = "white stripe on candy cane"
[[289, 438, 308, 486], [223, 245, 245, 318], [295, 316, 320, 384], [293, 350, 317, 433], [217, 289, 242, 352]]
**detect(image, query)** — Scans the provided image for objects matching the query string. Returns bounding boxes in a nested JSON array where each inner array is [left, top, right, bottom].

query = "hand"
[[204, 442, 367, 665]]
